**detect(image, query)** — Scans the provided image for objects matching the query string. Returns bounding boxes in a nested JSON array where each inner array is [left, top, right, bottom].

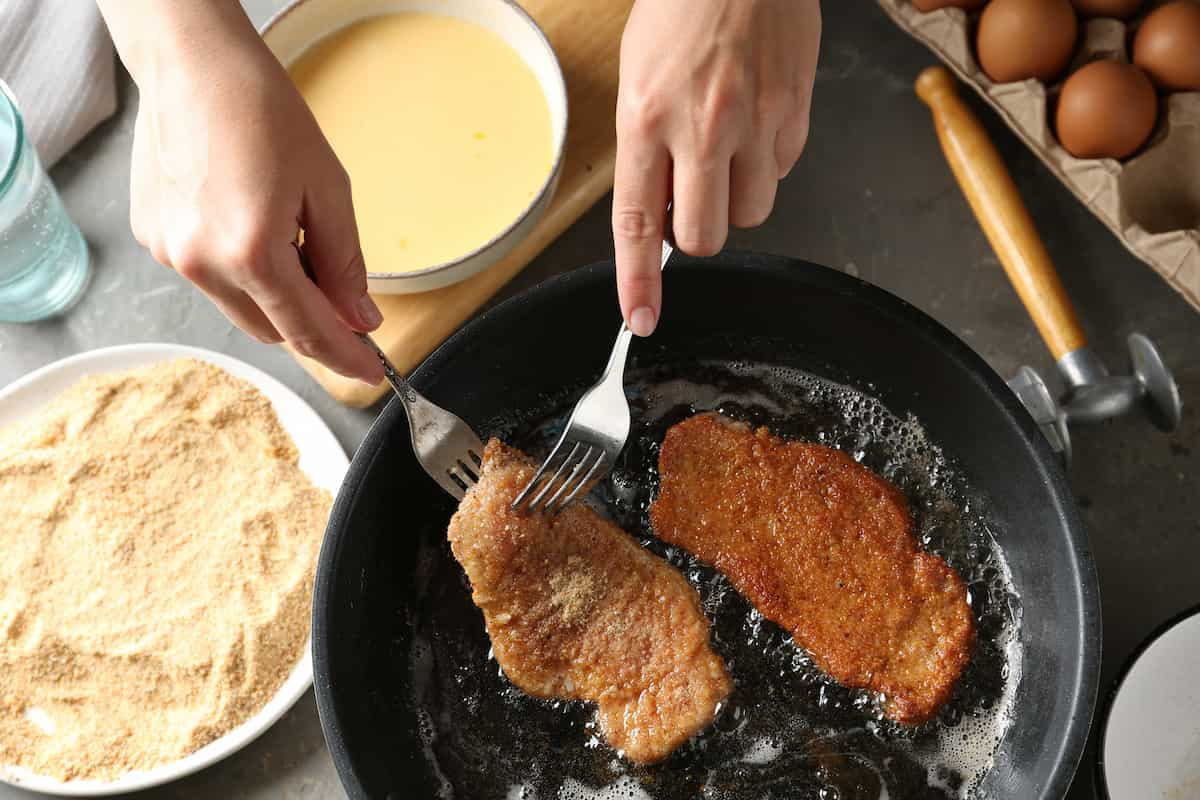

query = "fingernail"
[[357, 294, 383, 329], [630, 306, 656, 337]]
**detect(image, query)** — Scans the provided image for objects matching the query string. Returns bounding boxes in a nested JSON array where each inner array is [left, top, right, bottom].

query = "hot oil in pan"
[[407, 362, 1023, 800]]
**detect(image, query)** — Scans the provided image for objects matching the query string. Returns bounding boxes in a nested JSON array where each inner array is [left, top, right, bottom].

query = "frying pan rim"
[[312, 252, 1100, 799]]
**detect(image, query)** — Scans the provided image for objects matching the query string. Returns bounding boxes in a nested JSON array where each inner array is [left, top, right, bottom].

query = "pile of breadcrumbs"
[[0, 359, 331, 781]]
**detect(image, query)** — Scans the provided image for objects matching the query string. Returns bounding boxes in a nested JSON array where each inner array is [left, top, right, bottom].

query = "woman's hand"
[[98, 1, 384, 384], [613, 0, 820, 336]]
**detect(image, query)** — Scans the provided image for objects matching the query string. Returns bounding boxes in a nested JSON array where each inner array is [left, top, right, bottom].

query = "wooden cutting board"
[[287, 0, 632, 408]]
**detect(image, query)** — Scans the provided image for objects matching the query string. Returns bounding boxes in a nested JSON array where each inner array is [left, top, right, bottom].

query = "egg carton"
[[877, 0, 1200, 313]]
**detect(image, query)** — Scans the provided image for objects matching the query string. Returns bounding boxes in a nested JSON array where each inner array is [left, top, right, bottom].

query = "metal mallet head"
[[1009, 333, 1182, 464], [1060, 333, 1182, 433], [1009, 366, 1072, 463]]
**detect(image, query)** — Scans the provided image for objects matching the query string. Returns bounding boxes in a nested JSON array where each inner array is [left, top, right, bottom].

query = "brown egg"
[[977, 0, 1078, 83], [1133, 1, 1200, 91], [1071, 0, 1143, 18], [912, 0, 988, 11], [1056, 60, 1158, 159]]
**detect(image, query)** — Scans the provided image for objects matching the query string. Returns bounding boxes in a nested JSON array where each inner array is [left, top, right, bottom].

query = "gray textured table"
[[2, 2, 1196, 798]]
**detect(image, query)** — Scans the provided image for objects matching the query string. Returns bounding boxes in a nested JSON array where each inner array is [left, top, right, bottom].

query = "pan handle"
[[915, 66, 1086, 361]]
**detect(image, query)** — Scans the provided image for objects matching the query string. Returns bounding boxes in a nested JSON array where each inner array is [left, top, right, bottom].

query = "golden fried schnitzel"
[[447, 440, 731, 763], [650, 414, 974, 725]]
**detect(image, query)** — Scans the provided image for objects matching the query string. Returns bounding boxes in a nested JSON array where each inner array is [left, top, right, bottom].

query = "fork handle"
[[661, 201, 675, 265], [291, 242, 417, 403], [605, 211, 676, 379], [353, 331, 417, 404]]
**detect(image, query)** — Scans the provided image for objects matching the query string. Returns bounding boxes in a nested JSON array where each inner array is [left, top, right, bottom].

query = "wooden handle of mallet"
[[915, 66, 1086, 360]]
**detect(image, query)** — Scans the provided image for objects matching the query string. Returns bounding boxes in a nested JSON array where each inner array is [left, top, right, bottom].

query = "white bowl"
[[261, 0, 569, 294], [0, 344, 348, 796]]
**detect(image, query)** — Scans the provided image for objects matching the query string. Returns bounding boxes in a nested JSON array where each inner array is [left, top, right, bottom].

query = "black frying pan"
[[312, 253, 1100, 799]]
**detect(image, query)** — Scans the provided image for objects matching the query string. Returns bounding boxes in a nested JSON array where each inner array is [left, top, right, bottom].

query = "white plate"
[[1099, 606, 1200, 799], [0, 343, 349, 796]]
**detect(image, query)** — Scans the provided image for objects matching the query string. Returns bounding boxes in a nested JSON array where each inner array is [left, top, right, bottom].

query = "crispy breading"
[[650, 414, 974, 725], [447, 440, 732, 763]]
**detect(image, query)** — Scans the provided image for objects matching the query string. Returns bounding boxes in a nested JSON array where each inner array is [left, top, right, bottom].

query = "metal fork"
[[293, 243, 485, 499], [511, 234, 675, 515]]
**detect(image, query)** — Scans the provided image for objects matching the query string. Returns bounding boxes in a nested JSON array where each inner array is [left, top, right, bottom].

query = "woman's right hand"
[[612, 0, 820, 337], [98, 0, 384, 384]]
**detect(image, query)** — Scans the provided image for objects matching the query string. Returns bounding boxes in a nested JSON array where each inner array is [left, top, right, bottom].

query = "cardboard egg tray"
[[877, 0, 1200, 312]]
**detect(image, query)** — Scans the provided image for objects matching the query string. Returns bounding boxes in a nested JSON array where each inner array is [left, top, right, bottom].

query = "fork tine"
[[546, 448, 607, 515], [539, 444, 596, 513], [510, 438, 569, 510], [560, 449, 609, 509], [527, 442, 586, 512], [443, 468, 469, 498], [456, 457, 480, 484]]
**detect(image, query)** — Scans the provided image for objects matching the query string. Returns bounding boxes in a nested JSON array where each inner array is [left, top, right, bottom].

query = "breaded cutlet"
[[650, 413, 974, 725], [447, 440, 732, 763]]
